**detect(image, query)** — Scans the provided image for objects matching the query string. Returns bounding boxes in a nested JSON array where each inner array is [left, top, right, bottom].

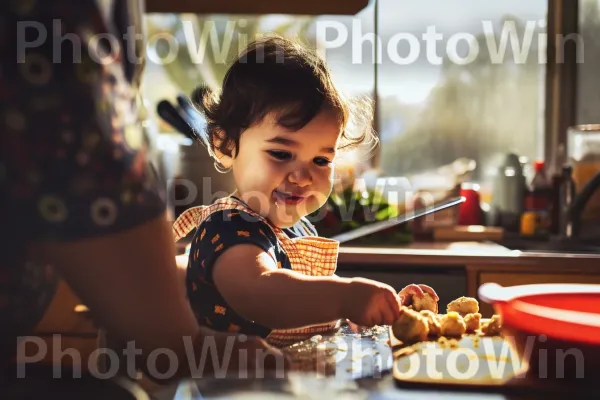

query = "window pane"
[[377, 1, 547, 186], [577, 0, 600, 124], [141, 9, 375, 136]]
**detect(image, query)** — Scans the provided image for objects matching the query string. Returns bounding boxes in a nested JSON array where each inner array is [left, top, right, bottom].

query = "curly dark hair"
[[192, 34, 377, 165]]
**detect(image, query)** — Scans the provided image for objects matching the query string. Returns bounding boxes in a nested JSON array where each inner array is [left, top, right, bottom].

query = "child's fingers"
[[367, 313, 377, 327], [399, 296, 408, 306], [380, 294, 399, 325], [418, 284, 439, 301], [347, 320, 362, 332], [399, 294, 412, 306], [411, 284, 425, 297], [362, 303, 377, 327], [400, 284, 425, 298], [374, 308, 387, 326], [386, 291, 402, 320]]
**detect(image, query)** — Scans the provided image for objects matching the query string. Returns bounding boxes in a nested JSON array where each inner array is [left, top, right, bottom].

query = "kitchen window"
[[577, 0, 600, 125], [142, 1, 582, 198], [141, 8, 375, 146], [375, 0, 548, 189]]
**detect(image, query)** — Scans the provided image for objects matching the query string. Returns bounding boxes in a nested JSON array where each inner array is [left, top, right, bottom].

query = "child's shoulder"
[[197, 208, 278, 243], [203, 208, 261, 223]]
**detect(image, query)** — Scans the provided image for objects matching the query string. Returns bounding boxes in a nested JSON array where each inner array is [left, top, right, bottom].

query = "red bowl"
[[478, 283, 600, 380]]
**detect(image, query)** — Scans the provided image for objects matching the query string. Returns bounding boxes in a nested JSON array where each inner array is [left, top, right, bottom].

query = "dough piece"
[[440, 311, 467, 337], [392, 307, 429, 343], [412, 292, 438, 313], [481, 314, 502, 336], [464, 312, 482, 333], [420, 310, 441, 337], [447, 296, 479, 316]]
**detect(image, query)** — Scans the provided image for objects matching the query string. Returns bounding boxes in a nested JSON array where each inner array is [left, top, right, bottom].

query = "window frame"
[[369, 0, 579, 172], [544, 0, 578, 164]]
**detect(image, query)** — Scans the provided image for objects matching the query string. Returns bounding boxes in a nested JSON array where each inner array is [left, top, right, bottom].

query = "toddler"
[[173, 35, 437, 345]]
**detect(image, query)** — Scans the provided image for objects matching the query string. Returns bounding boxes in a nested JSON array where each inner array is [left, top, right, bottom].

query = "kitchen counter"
[[176, 240, 600, 270], [334, 240, 600, 317], [176, 238, 600, 317], [151, 322, 593, 400], [337, 241, 600, 270]]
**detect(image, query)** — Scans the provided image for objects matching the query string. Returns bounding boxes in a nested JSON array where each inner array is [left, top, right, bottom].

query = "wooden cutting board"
[[389, 321, 527, 389]]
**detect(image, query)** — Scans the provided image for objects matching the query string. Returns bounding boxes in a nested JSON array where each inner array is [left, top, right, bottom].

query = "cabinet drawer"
[[477, 272, 600, 317]]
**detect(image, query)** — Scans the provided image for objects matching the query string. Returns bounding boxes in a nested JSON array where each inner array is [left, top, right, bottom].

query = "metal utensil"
[[156, 100, 199, 142], [330, 196, 465, 243], [176, 93, 205, 129]]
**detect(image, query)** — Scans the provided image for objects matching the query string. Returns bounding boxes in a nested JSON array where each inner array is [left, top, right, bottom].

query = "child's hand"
[[399, 284, 439, 308], [342, 277, 402, 326]]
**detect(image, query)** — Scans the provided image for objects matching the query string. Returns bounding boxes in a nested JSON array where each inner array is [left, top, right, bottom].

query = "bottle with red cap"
[[522, 160, 553, 235]]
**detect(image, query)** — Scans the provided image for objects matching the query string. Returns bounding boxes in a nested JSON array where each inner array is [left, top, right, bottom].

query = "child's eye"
[[313, 157, 332, 167], [267, 150, 292, 161]]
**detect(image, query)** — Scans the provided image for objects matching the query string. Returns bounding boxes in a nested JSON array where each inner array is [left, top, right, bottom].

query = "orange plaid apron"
[[172, 196, 341, 346]]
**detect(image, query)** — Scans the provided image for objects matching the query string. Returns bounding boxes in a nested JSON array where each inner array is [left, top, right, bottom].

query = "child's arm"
[[212, 244, 402, 329]]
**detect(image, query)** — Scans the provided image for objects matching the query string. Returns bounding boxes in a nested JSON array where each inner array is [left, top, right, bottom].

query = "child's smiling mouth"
[[273, 190, 306, 206]]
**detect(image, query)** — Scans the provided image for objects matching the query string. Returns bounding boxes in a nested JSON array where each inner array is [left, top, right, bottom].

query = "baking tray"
[[389, 319, 527, 391], [388, 322, 594, 395]]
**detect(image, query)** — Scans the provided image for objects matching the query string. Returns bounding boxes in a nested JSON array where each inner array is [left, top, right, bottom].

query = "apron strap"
[[172, 206, 206, 242], [298, 218, 315, 236]]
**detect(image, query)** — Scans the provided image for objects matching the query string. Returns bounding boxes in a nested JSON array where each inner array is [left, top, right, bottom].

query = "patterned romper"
[[173, 196, 341, 346]]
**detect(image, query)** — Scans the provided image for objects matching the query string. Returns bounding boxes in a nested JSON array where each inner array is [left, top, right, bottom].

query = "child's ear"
[[214, 150, 233, 169], [212, 131, 234, 169]]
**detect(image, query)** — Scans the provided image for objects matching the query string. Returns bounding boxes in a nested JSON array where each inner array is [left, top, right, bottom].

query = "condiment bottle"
[[522, 160, 552, 235]]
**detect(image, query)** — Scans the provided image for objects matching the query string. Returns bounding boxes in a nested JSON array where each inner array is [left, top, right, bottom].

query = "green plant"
[[309, 186, 412, 245]]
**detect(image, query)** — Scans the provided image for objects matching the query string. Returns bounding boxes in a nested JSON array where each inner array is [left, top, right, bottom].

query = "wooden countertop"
[[337, 241, 600, 269], [176, 239, 600, 270]]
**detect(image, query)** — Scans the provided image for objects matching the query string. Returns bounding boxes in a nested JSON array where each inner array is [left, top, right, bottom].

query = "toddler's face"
[[231, 111, 342, 228]]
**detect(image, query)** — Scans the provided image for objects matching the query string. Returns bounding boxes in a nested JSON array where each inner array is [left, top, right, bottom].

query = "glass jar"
[[567, 124, 600, 221]]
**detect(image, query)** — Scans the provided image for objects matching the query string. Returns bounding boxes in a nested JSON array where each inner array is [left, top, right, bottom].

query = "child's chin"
[[269, 213, 301, 229], [272, 218, 300, 229]]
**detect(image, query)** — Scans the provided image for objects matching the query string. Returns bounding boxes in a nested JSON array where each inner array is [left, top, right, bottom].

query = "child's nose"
[[288, 167, 312, 187]]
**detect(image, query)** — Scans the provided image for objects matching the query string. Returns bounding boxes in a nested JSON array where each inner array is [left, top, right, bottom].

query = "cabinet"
[[336, 264, 467, 313], [467, 266, 600, 317]]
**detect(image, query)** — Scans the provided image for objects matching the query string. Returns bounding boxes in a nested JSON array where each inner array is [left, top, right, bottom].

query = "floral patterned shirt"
[[0, 0, 165, 365]]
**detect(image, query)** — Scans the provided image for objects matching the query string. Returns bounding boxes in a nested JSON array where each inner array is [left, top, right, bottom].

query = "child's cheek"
[[262, 159, 287, 182]]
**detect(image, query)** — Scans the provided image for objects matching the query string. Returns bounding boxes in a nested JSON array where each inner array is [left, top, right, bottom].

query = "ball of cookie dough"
[[447, 296, 479, 316], [464, 313, 481, 333], [481, 314, 502, 336], [392, 307, 429, 343], [420, 310, 441, 337], [440, 311, 467, 337], [412, 292, 438, 313]]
